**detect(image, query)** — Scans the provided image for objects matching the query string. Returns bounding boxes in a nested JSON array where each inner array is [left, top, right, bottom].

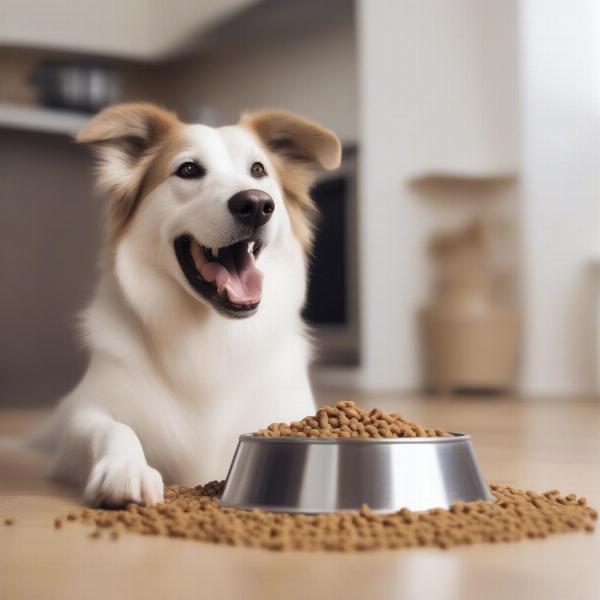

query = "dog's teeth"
[[247, 241, 255, 254], [211, 247, 219, 258]]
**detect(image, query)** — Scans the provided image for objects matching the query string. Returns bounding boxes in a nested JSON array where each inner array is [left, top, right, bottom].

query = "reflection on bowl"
[[220, 433, 493, 514]]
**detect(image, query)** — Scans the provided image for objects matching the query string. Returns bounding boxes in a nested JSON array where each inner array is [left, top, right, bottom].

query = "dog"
[[31, 103, 341, 506]]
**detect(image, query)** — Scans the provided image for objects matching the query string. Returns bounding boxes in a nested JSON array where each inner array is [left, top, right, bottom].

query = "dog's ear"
[[77, 103, 180, 239], [241, 110, 341, 171], [241, 110, 341, 250]]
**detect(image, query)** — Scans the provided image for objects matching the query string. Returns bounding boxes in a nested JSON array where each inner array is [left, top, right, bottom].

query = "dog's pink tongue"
[[200, 246, 263, 306]]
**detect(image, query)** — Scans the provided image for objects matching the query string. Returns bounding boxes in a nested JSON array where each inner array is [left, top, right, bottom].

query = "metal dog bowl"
[[220, 433, 493, 514]]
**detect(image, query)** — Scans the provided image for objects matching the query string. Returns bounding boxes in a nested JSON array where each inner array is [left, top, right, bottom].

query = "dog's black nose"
[[228, 190, 274, 228]]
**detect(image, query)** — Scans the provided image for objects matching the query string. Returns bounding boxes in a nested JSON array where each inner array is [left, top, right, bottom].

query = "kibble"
[[254, 401, 450, 439], [59, 481, 596, 552], [53, 404, 596, 551], [3, 517, 15, 526]]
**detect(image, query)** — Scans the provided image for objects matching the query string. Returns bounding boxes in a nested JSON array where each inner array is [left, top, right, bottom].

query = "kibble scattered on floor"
[[254, 400, 449, 438], [59, 482, 597, 552], [49, 402, 597, 551]]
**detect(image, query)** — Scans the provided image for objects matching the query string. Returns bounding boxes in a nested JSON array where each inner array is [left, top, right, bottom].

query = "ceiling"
[[0, 0, 259, 61]]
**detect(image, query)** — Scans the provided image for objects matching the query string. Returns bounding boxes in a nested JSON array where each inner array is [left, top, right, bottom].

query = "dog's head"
[[78, 104, 340, 319]]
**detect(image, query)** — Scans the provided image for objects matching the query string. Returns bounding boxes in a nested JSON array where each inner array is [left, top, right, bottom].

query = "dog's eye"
[[250, 161, 267, 178], [175, 162, 206, 179]]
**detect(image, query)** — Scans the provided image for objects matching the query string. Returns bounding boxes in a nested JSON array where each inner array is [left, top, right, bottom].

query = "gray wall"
[[0, 130, 100, 407], [164, 11, 358, 143]]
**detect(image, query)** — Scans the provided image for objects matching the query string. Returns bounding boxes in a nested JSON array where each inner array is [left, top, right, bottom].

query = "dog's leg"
[[58, 409, 164, 507]]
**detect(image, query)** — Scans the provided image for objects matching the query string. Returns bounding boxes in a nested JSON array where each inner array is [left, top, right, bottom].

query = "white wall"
[[519, 0, 600, 395], [166, 16, 358, 143], [356, 0, 518, 391]]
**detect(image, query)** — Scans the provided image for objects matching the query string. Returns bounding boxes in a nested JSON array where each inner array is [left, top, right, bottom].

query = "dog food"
[[61, 482, 596, 551], [254, 401, 449, 438]]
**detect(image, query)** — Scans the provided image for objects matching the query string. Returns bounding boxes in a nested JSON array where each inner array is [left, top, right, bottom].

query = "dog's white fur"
[[33, 104, 341, 506]]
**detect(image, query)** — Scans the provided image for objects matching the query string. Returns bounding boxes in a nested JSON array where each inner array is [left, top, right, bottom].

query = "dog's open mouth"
[[174, 235, 264, 318]]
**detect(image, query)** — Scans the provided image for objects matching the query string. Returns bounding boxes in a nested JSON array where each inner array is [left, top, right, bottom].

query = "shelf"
[[408, 169, 517, 186], [0, 103, 89, 137]]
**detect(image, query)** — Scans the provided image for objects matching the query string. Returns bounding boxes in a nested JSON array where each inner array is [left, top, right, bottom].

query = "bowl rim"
[[237, 432, 470, 445]]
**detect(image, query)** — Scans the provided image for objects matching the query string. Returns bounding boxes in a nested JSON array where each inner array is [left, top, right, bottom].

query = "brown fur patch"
[[240, 110, 341, 251], [77, 103, 183, 246]]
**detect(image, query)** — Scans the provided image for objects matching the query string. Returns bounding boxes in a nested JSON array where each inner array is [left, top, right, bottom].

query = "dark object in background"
[[304, 176, 347, 325], [303, 146, 360, 367], [31, 61, 122, 114]]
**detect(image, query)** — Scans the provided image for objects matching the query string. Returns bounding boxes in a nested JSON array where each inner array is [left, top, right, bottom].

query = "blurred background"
[[0, 0, 599, 407]]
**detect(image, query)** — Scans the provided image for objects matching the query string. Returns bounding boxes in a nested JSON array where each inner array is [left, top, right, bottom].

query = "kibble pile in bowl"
[[39, 401, 596, 552], [254, 400, 449, 438]]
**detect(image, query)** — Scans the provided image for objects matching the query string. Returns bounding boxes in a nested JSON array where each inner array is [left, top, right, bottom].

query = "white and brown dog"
[[33, 103, 341, 506]]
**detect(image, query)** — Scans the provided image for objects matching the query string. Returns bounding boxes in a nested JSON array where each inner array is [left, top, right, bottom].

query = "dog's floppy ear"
[[241, 110, 341, 250], [77, 103, 180, 240], [241, 110, 341, 171]]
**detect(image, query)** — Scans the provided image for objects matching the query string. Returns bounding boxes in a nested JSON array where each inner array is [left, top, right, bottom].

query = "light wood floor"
[[1, 394, 599, 600]]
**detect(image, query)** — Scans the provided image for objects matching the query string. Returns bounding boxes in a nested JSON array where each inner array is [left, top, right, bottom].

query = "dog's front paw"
[[83, 457, 164, 507]]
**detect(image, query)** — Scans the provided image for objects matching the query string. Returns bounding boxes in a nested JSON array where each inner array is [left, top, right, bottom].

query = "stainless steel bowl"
[[220, 433, 493, 513]]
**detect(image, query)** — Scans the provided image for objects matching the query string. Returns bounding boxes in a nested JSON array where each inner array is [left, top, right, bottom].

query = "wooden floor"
[[1, 394, 599, 600]]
